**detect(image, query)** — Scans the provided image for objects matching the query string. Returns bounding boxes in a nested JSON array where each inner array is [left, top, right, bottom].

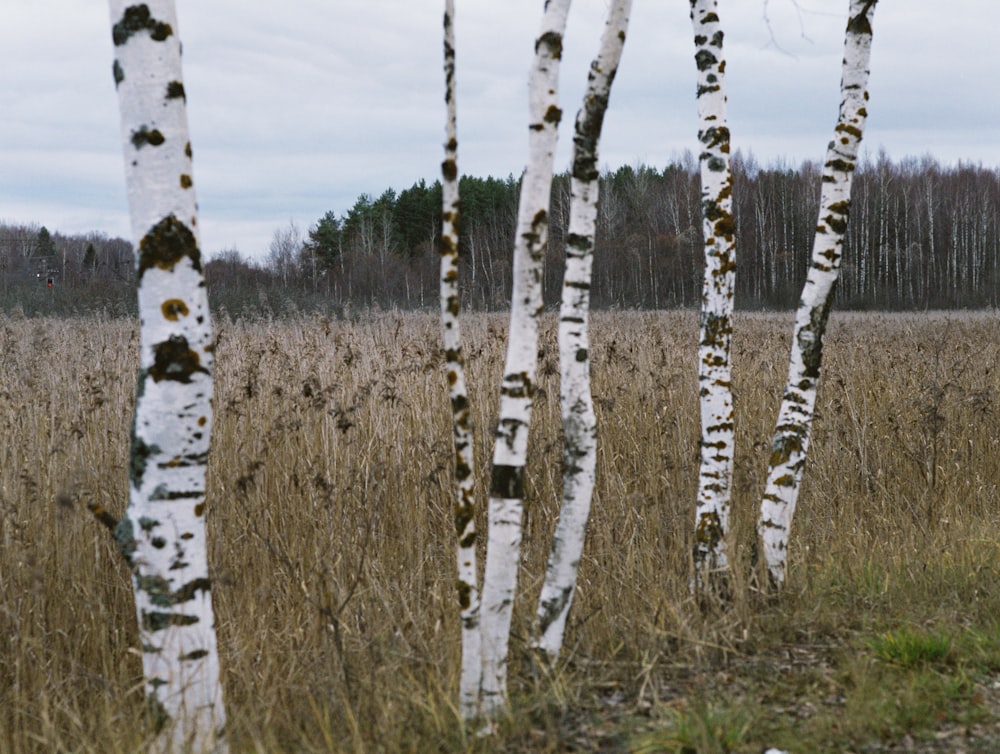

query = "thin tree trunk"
[[533, 0, 631, 662], [107, 2, 226, 750], [479, 0, 571, 716], [690, 0, 736, 589], [757, 0, 877, 587], [440, 0, 481, 721]]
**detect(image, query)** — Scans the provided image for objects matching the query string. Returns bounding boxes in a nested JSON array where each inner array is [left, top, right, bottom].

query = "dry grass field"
[[3, 310, 1000, 752]]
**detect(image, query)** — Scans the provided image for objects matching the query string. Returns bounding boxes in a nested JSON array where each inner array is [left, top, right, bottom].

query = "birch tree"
[[479, 0, 572, 717], [758, 0, 877, 587], [440, 0, 482, 721], [533, 0, 631, 663], [689, 0, 736, 588], [106, 2, 225, 749]]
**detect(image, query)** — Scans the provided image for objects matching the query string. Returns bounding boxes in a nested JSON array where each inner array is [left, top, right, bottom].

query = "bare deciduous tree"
[[479, 0, 572, 717], [689, 0, 737, 590], [439, 0, 482, 721], [533, 0, 632, 663], [105, 2, 226, 750], [758, 0, 878, 587]]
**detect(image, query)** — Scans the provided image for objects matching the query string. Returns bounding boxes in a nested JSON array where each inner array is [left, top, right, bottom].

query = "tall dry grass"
[[2, 310, 1000, 752]]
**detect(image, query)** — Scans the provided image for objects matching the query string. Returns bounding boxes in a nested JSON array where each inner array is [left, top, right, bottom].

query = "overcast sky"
[[2, 1, 998, 261]]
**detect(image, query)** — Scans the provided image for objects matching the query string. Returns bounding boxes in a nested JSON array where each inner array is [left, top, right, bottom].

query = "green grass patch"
[[869, 626, 954, 668], [625, 624, 1000, 754], [632, 697, 751, 754]]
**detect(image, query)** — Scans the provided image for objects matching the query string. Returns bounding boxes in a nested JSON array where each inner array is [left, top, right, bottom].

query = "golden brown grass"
[[3, 310, 1000, 752]]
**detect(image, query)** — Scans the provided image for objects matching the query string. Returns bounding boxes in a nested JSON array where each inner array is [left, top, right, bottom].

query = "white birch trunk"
[[690, 0, 737, 587], [533, 0, 631, 662], [440, 0, 482, 721], [108, 2, 225, 750], [757, 0, 876, 587], [479, 0, 572, 717]]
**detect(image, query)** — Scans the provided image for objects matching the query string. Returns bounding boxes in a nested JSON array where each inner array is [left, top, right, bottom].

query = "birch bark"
[[533, 0, 631, 662], [440, 0, 482, 721], [690, 0, 737, 588], [479, 0, 572, 716], [758, 0, 877, 587], [107, 2, 225, 750]]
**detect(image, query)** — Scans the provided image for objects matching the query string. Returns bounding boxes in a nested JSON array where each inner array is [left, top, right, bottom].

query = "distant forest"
[[3, 153, 998, 317]]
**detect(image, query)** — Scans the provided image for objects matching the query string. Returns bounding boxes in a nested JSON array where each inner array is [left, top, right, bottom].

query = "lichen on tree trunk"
[[108, 2, 226, 750], [757, 0, 877, 588], [440, 0, 482, 722], [533, 0, 631, 663], [690, 0, 737, 591], [479, 0, 572, 717]]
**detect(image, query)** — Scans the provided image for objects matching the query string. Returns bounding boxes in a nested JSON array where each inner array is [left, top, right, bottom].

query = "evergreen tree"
[[305, 211, 342, 270], [395, 178, 442, 256], [82, 242, 98, 273], [37, 226, 56, 258]]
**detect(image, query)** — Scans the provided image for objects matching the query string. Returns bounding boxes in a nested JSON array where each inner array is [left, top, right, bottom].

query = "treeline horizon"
[[2, 151, 998, 317]]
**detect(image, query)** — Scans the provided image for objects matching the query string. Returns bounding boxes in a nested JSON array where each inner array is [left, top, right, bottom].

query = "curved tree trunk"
[[757, 0, 877, 587], [107, 2, 226, 750], [479, 0, 572, 717], [440, 0, 482, 721], [533, 0, 631, 662], [690, 0, 737, 590]]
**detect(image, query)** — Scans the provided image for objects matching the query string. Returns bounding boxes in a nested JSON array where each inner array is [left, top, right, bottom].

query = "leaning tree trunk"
[[757, 0, 877, 587], [479, 0, 572, 717], [440, 0, 482, 721], [690, 0, 737, 589], [533, 0, 631, 663], [107, 2, 226, 750]]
